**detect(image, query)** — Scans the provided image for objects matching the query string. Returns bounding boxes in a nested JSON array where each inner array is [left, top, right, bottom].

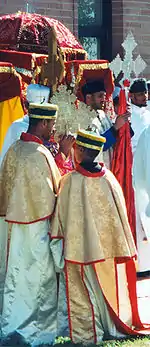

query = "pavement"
[[137, 277, 150, 323]]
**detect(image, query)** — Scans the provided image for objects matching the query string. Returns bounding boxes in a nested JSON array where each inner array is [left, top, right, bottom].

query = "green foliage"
[[54, 337, 71, 345]]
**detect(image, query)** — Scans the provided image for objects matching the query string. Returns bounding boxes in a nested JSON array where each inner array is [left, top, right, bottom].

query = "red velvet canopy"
[[0, 12, 86, 60], [65, 60, 114, 101], [0, 62, 22, 102], [0, 49, 48, 84]]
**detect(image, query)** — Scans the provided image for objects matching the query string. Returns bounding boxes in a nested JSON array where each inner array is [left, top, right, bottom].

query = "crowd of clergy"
[[0, 63, 150, 346]]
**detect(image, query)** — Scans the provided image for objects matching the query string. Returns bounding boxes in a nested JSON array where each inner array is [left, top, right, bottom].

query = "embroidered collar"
[[76, 162, 106, 177], [20, 132, 43, 145]]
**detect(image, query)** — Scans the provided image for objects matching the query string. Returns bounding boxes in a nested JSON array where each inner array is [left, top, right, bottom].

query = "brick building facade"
[[0, 0, 150, 77], [112, 0, 150, 78], [0, 0, 78, 36]]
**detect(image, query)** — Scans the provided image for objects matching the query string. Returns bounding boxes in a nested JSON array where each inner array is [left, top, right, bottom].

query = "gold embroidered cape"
[[51, 169, 136, 263], [0, 140, 61, 223]]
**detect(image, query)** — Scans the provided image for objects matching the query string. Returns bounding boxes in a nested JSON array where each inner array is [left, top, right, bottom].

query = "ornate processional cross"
[[40, 27, 64, 96], [109, 31, 147, 83]]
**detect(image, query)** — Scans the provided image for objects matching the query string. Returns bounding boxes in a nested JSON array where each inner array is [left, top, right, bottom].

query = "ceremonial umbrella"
[[0, 12, 86, 60]]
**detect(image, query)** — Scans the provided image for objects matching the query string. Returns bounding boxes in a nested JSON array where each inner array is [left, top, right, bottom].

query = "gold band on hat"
[[76, 129, 106, 151], [29, 102, 58, 119], [76, 140, 104, 151], [77, 130, 106, 143], [29, 114, 57, 119]]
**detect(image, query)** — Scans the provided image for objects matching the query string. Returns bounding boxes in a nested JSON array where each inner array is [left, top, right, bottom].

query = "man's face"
[[42, 119, 56, 141], [86, 91, 106, 111], [74, 144, 85, 164], [131, 91, 148, 107]]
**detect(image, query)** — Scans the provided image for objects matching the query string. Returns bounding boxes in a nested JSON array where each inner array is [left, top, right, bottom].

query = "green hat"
[[76, 129, 106, 151], [29, 103, 58, 119]]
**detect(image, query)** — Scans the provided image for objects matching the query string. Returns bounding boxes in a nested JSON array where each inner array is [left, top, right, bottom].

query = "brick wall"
[[112, 0, 150, 78], [111, 0, 124, 57], [1, 0, 150, 78], [0, 0, 78, 36]]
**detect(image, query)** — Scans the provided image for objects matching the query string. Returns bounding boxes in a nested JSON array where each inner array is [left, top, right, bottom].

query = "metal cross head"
[[40, 26, 64, 95], [109, 31, 147, 83]]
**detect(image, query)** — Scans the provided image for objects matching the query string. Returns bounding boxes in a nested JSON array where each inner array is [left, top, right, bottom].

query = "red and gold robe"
[[0, 133, 61, 345], [50, 164, 150, 343]]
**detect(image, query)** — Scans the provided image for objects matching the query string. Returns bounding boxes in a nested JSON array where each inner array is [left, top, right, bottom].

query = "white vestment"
[[133, 126, 150, 272], [131, 104, 150, 272], [92, 110, 113, 168], [0, 139, 61, 345], [0, 115, 29, 165], [0, 218, 58, 346], [131, 104, 150, 156], [146, 100, 150, 111]]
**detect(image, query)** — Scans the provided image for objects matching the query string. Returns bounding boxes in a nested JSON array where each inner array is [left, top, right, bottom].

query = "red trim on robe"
[[76, 163, 106, 177], [5, 213, 53, 225], [48, 245, 136, 265], [65, 258, 108, 266], [81, 265, 97, 343], [125, 259, 145, 327], [55, 153, 73, 176], [115, 256, 137, 264], [64, 261, 73, 341], [114, 260, 119, 316], [20, 132, 43, 144], [50, 235, 64, 240], [93, 262, 150, 335]]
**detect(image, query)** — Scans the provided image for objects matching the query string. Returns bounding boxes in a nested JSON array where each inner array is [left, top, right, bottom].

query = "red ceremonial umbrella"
[[0, 12, 86, 60]]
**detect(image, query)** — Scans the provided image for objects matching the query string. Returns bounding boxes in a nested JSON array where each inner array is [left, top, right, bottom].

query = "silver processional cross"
[[109, 31, 147, 83]]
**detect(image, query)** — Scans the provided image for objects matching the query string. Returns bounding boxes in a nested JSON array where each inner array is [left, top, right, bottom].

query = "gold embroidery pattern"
[[0, 141, 60, 223], [51, 170, 136, 263], [0, 66, 15, 74], [75, 63, 109, 86], [66, 262, 95, 343]]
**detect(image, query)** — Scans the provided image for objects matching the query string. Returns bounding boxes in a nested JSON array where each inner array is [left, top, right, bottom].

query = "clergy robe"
[[133, 126, 150, 272], [0, 133, 61, 345], [50, 163, 149, 344], [0, 116, 72, 177], [130, 104, 150, 156], [92, 110, 116, 168], [131, 103, 150, 272]]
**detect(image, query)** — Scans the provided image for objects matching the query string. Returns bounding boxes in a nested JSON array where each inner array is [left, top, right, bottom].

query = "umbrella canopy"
[[0, 61, 22, 102], [0, 12, 86, 60]]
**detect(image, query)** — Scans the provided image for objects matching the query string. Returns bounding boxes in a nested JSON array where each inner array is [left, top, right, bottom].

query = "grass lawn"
[[53, 337, 150, 347], [1, 336, 150, 346], [100, 337, 150, 346]]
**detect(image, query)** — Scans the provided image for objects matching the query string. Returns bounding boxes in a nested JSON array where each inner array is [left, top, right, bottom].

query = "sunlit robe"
[[133, 125, 150, 272], [50, 165, 149, 343], [0, 135, 61, 345]]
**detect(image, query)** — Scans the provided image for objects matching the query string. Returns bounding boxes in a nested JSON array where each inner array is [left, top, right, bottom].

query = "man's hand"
[[114, 110, 131, 130], [114, 71, 124, 86], [59, 134, 75, 158]]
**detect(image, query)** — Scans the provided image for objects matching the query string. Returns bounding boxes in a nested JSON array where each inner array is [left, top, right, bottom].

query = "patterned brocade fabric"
[[51, 169, 137, 263], [0, 13, 86, 58], [0, 141, 60, 223]]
